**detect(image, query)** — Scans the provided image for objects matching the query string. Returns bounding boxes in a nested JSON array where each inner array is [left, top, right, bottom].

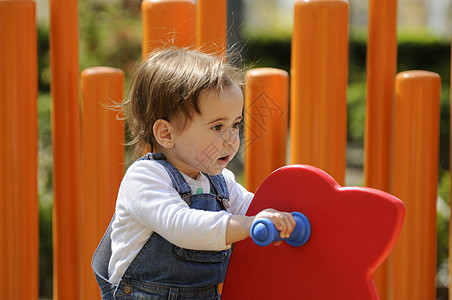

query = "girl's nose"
[[223, 128, 239, 146]]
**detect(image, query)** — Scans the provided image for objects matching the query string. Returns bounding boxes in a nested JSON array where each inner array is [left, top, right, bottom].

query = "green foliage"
[[37, 25, 50, 92], [346, 81, 366, 144], [241, 37, 291, 72], [397, 28, 449, 44], [398, 41, 451, 84], [439, 88, 451, 171], [39, 199, 53, 298], [437, 171, 450, 287], [78, 0, 142, 75], [38, 93, 52, 150], [37, 92, 53, 298], [37, 30, 53, 299]]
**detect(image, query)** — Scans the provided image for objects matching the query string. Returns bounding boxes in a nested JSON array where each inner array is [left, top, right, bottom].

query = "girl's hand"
[[226, 209, 296, 246], [253, 209, 296, 246]]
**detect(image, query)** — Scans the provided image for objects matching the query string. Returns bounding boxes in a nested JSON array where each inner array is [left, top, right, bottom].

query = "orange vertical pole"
[[364, 0, 398, 296], [0, 1, 38, 299], [290, 0, 349, 185], [244, 68, 289, 192], [49, 0, 80, 298], [141, 0, 196, 60], [365, 0, 398, 193], [80, 67, 125, 300], [196, 0, 227, 56], [390, 71, 440, 300]]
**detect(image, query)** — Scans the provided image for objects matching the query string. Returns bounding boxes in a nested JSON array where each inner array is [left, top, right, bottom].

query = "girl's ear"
[[153, 119, 175, 149]]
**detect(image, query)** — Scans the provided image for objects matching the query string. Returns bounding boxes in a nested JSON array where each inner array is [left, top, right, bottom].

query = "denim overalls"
[[92, 153, 231, 299]]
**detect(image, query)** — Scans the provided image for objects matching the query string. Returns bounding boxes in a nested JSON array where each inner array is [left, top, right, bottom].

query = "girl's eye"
[[213, 124, 223, 131], [233, 120, 243, 129]]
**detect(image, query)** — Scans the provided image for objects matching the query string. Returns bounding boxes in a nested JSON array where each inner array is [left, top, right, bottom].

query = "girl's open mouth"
[[218, 155, 229, 162]]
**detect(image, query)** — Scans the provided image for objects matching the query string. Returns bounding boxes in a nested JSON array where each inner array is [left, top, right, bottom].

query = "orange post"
[[390, 71, 440, 300], [290, 0, 348, 185], [49, 0, 80, 298], [80, 67, 125, 300], [141, 0, 196, 59], [244, 68, 289, 192], [0, 1, 38, 299], [364, 1, 398, 296], [365, 0, 398, 192], [196, 0, 227, 56]]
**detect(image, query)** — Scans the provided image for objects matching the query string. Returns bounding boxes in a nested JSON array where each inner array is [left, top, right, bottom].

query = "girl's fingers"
[[254, 209, 297, 239], [271, 213, 295, 239], [283, 214, 296, 238], [278, 218, 290, 238]]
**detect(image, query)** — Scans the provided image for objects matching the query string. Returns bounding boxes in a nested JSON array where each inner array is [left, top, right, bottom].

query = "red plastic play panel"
[[222, 165, 405, 300]]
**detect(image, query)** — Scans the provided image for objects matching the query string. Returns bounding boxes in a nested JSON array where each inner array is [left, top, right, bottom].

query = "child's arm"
[[226, 209, 296, 246]]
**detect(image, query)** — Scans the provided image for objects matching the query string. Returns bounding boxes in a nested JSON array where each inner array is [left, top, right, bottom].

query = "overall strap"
[[139, 153, 191, 201], [204, 173, 230, 209]]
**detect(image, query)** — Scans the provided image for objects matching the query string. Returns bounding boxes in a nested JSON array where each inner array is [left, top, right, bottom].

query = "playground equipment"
[[244, 68, 289, 192], [389, 71, 440, 300], [141, 0, 195, 59], [290, 0, 349, 185], [364, 1, 398, 291], [196, 0, 227, 56], [0, 1, 38, 299], [250, 212, 311, 247], [79, 67, 125, 300], [49, 0, 81, 299], [223, 165, 405, 299], [0, 0, 445, 299]]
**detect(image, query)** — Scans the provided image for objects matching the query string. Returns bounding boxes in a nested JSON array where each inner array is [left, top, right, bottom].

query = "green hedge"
[[242, 35, 451, 83]]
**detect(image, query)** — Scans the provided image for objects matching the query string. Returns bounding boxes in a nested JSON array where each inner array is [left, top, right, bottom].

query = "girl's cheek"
[[235, 134, 241, 147]]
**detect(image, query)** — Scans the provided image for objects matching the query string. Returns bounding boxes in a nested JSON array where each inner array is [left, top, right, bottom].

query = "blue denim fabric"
[[92, 153, 230, 299]]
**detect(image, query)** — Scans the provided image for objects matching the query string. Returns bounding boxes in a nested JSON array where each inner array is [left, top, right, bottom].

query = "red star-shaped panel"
[[223, 165, 405, 300]]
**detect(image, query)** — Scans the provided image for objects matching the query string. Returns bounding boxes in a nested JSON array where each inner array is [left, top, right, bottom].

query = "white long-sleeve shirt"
[[108, 159, 253, 285]]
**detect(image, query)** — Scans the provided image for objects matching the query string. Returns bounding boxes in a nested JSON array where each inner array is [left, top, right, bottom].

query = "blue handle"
[[250, 212, 311, 247]]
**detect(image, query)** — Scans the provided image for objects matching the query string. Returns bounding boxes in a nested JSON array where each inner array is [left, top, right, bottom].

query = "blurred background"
[[35, 0, 451, 298]]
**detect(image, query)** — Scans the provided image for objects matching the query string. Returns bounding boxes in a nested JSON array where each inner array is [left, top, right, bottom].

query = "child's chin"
[[204, 166, 224, 176], [206, 170, 223, 176]]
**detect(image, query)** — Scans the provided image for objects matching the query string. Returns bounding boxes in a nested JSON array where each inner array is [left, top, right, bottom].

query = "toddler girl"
[[92, 48, 295, 299]]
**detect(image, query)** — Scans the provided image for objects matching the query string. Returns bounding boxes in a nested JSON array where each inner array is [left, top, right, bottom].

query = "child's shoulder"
[[124, 158, 171, 184]]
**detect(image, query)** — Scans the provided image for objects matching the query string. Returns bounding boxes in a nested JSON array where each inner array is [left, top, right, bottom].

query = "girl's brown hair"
[[123, 47, 245, 158]]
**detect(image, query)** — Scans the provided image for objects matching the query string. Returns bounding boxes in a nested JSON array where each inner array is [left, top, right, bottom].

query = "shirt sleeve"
[[222, 168, 254, 216], [117, 160, 232, 251]]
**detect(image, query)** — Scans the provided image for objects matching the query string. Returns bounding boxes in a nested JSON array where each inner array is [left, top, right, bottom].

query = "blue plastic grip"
[[250, 212, 311, 247]]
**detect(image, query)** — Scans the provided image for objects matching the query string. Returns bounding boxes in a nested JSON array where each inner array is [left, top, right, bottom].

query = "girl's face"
[[169, 84, 243, 179]]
